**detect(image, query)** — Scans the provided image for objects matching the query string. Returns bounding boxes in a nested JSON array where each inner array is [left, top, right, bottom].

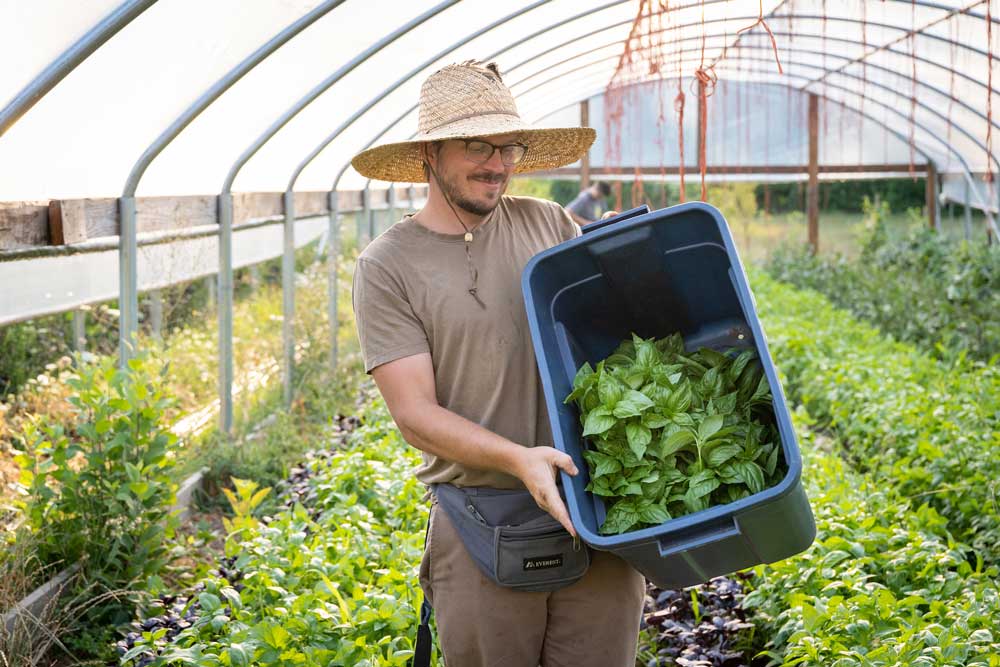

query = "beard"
[[437, 167, 508, 216]]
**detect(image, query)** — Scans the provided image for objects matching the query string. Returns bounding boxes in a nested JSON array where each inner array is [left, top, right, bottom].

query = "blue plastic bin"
[[522, 202, 815, 589]]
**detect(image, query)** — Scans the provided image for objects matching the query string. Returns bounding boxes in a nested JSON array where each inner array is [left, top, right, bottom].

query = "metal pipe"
[[290, 1, 555, 375], [799, 0, 989, 89], [368, 195, 376, 241], [964, 179, 974, 240], [218, 192, 234, 432], [72, 309, 87, 352], [113, 0, 347, 421], [513, 44, 1000, 144], [118, 195, 138, 363], [388, 184, 397, 229], [510, 28, 996, 116], [332, 3, 996, 198], [515, 49, 992, 173], [327, 0, 662, 194], [218, 0, 455, 408], [224, 0, 457, 197], [149, 289, 162, 338], [363, 182, 374, 245], [282, 190, 295, 407], [327, 191, 340, 371], [123, 0, 347, 199], [0, 0, 155, 138], [289, 0, 553, 194]]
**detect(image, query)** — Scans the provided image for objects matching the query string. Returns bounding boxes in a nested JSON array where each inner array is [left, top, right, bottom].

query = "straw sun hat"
[[351, 61, 596, 183]]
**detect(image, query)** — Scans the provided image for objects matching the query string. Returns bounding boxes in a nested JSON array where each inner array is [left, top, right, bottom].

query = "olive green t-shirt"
[[351, 195, 581, 489]]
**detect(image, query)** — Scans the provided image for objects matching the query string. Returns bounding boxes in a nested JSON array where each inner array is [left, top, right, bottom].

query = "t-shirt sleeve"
[[352, 257, 430, 374]]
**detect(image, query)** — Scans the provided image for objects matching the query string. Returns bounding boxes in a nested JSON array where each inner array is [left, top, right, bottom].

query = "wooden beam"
[[580, 100, 591, 190], [807, 93, 820, 254], [0, 201, 49, 250], [926, 161, 938, 229], [2, 186, 430, 251]]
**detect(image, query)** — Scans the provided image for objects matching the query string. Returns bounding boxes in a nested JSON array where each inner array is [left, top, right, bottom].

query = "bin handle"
[[656, 517, 742, 558], [580, 205, 650, 235]]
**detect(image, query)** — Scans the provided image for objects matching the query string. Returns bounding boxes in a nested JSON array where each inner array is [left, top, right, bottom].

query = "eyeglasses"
[[458, 139, 528, 166]]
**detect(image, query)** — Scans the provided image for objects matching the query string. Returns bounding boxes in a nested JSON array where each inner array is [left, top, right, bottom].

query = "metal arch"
[[287, 0, 554, 193], [215, 0, 458, 408], [505, 12, 997, 92], [110, 2, 349, 421], [327, 2, 996, 195], [122, 0, 347, 198], [508, 40, 999, 175], [527, 69, 997, 233], [877, 0, 996, 24], [511, 43, 1000, 143], [508, 24, 997, 107], [284, 0, 559, 374], [114, 0, 348, 385], [221, 0, 458, 196], [0, 0, 156, 138], [326, 0, 740, 193]]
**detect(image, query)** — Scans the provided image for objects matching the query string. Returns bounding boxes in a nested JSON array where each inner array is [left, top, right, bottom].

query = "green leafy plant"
[[122, 393, 432, 666], [14, 351, 179, 636], [751, 269, 1000, 566], [565, 333, 786, 535], [766, 200, 1000, 363], [221, 476, 270, 538], [744, 410, 1000, 666]]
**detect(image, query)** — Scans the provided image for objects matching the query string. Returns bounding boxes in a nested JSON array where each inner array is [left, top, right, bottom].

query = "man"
[[565, 181, 612, 225], [350, 61, 644, 666]]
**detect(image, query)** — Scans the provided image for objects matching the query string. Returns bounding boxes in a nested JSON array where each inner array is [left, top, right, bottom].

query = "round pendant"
[[464, 232, 473, 243]]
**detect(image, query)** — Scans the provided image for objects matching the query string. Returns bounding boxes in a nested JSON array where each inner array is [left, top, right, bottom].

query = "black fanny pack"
[[432, 483, 591, 592]]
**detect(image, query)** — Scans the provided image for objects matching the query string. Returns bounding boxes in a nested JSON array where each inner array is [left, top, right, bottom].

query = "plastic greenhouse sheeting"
[[1, 0, 998, 206]]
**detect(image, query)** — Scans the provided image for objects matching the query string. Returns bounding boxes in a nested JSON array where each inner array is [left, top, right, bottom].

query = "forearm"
[[395, 403, 525, 477]]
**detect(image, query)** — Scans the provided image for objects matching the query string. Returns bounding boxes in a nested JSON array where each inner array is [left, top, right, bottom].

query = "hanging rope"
[[736, 0, 784, 73]]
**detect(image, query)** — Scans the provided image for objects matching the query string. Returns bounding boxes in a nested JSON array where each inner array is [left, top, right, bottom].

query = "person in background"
[[565, 180, 612, 225]]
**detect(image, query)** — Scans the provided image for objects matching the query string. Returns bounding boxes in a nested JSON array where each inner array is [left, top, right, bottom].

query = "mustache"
[[470, 171, 505, 184]]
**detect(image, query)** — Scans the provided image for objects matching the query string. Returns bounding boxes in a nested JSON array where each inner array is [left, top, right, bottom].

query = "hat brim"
[[351, 114, 596, 183]]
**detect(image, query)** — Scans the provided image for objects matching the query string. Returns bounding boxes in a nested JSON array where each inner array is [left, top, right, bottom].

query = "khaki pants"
[[419, 500, 646, 667]]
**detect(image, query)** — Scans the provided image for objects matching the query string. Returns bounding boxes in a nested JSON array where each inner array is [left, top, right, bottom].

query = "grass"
[[725, 208, 993, 263]]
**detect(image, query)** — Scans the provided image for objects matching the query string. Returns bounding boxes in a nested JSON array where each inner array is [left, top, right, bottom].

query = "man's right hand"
[[511, 446, 579, 537]]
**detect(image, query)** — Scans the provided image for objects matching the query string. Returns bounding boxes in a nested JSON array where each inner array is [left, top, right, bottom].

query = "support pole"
[[328, 191, 340, 371], [118, 196, 138, 365], [72, 309, 86, 352], [282, 191, 295, 407], [388, 184, 397, 229], [580, 100, 591, 190], [964, 179, 973, 241], [218, 192, 234, 434], [362, 185, 372, 246], [205, 275, 216, 311], [807, 93, 820, 254], [149, 289, 163, 339], [408, 185, 415, 212], [926, 161, 938, 229]]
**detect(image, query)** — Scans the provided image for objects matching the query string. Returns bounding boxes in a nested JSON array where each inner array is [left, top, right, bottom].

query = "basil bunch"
[[565, 333, 786, 535]]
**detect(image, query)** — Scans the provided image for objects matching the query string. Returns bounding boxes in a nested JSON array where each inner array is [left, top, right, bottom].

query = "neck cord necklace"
[[427, 164, 488, 309]]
